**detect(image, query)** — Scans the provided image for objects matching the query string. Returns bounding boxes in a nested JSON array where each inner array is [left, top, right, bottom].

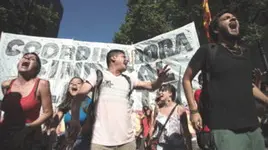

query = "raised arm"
[[134, 65, 170, 90], [28, 80, 53, 127], [71, 82, 93, 121], [183, 46, 207, 130], [183, 67, 199, 112], [50, 111, 64, 129], [253, 84, 268, 104]]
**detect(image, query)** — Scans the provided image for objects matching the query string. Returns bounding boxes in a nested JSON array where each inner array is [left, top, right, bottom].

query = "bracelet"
[[25, 123, 31, 127], [190, 109, 199, 114]]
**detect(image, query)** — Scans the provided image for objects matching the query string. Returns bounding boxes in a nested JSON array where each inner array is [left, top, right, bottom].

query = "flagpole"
[[202, 0, 212, 42]]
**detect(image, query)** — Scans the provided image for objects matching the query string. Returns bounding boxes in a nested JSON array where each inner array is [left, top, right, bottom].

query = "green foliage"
[[113, 0, 201, 44], [114, 0, 268, 46], [0, 2, 59, 37], [222, 0, 268, 45]]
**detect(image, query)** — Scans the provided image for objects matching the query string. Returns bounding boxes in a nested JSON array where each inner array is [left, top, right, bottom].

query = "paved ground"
[[191, 138, 268, 150]]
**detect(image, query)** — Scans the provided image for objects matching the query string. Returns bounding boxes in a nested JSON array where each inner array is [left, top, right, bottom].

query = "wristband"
[[190, 109, 199, 114], [25, 123, 31, 127]]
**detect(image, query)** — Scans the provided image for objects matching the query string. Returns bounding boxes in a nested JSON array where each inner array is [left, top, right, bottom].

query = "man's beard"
[[219, 27, 241, 41]]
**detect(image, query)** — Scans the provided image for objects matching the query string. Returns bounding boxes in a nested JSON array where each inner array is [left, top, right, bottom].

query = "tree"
[[113, 0, 268, 46], [0, 1, 60, 37], [113, 0, 202, 44]]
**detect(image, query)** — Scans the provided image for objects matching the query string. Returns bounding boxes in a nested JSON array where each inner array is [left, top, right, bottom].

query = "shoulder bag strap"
[[156, 103, 179, 139]]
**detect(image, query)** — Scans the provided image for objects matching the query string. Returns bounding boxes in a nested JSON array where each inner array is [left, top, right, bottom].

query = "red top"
[[3, 78, 41, 125], [194, 89, 210, 132], [141, 117, 150, 138], [194, 89, 202, 102]]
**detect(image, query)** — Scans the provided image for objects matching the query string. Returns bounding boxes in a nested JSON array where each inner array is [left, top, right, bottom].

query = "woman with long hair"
[[141, 106, 152, 149], [150, 83, 192, 150], [51, 77, 92, 150], [0, 52, 53, 150]]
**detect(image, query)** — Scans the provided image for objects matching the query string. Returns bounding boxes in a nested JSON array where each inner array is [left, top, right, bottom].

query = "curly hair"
[[57, 77, 84, 114], [209, 9, 235, 42], [159, 83, 176, 101]]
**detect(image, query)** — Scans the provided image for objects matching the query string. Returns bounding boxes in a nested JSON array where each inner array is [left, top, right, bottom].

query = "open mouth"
[[71, 87, 78, 91], [21, 62, 30, 67], [157, 94, 164, 99], [229, 21, 237, 30]]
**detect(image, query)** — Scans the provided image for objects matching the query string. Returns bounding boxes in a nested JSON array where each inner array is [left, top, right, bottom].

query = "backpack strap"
[[86, 70, 103, 119], [121, 74, 133, 98], [92, 70, 103, 103], [81, 70, 103, 137], [199, 43, 218, 125], [204, 43, 218, 82]]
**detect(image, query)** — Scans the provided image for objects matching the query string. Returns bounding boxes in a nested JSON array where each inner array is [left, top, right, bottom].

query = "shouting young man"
[[183, 10, 268, 150], [70, 49, 170, 150]]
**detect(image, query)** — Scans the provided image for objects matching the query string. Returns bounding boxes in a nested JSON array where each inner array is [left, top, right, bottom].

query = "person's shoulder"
[[39, 78, 50, 86], [193, 44, 212, 54], [1, 79, 13, 88], [176, 104, 187, 114], [199, 43, 213, 49], [38, 79, 50, 90], [176, 104, 185, 110], [85, 96, 92, 103]]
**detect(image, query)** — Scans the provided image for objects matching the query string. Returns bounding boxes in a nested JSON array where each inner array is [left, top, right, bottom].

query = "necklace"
[[221, 43, 243, 56]]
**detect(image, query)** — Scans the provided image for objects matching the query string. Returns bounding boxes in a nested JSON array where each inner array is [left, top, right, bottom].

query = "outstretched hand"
[[157, 65, 170, 82], [252, 68, 265, 88]]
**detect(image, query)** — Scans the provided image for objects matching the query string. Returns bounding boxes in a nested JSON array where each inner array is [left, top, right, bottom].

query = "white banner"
[[132, 22, 200, 109], [0, 22, 200, 110]]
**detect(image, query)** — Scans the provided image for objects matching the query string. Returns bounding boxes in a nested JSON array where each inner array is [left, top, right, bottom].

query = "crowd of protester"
[[1, 9, 268, 150]]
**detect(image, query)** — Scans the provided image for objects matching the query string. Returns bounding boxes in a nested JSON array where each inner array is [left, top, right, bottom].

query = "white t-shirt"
[[86, 70, 137, 146]]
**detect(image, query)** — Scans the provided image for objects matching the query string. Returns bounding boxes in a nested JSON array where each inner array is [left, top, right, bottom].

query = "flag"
[[202, 0, 212, 42]]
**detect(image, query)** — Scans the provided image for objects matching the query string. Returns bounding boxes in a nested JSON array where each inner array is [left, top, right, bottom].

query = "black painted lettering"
[[5, 39, 24, 56], [60, 45, 75, 60], [42, 43, 59, 59], [23, 41, 42, 54], [158, 39, 174, 59], [138, 64, 157, 81], [134, 49, 144, 64], [99, 48, 109, 63], [141, 91, 149, 106], [74, 62, 82, 77], [59, 61, 74, 79], [83, 62, 98, 78], [144, 44, 158, 62], [39, 59, 48, 77], [176, 33, 193, 52], [48, 60, 59, 79], [92, 47, 101, 62], [76, 46, 90, 61]]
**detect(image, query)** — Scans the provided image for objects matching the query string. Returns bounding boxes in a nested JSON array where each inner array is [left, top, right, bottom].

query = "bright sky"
[[58, 0, 128, 43]]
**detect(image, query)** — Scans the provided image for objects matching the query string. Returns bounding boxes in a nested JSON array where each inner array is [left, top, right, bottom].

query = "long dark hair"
[[21, 52, 41, 77], [159, 83, 176, 101], [142, 106, 152, 124], [57, 77, 83, 113]]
